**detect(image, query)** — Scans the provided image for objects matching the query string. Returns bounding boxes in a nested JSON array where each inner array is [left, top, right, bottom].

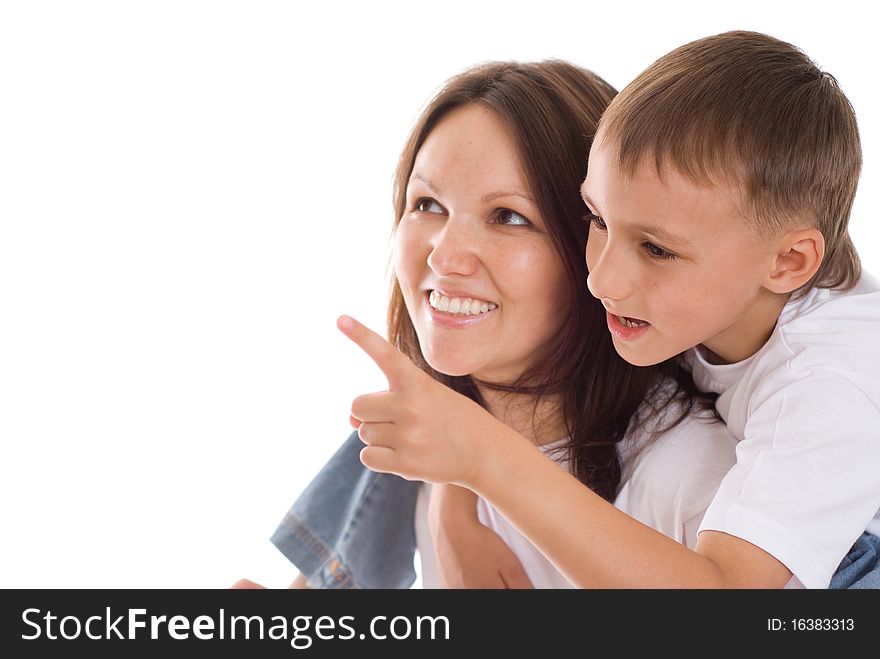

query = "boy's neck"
[[700, 290, 791, 365]]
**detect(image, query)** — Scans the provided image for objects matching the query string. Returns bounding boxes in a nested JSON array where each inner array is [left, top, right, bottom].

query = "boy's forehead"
[[586, 141, 742, 201], [582, 142, 753, 242]]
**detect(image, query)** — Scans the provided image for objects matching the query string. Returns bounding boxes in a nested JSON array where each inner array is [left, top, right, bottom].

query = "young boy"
[[339, 30, 879, 588], [574, 29, 880, 587]]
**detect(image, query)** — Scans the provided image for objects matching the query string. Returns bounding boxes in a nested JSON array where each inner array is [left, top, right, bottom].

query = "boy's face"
[[582, 140, 782, 366]]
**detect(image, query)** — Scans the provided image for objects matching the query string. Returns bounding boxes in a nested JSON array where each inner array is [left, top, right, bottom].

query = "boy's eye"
[[585, 212, 607, 231], [492, 208, 532, 226], [644, 242, 676, 261], [415, 197, 445, 214]]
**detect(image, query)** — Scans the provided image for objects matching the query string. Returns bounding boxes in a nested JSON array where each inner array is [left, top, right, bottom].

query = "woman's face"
[[393, 104, 570, 383]]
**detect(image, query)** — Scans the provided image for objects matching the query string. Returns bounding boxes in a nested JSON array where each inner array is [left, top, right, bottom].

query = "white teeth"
[[428, 290, 498, 316], [617, 315, 648, 329]]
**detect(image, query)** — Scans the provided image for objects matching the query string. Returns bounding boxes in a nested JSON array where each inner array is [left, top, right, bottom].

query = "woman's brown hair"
[[386, 60, 712, 502]]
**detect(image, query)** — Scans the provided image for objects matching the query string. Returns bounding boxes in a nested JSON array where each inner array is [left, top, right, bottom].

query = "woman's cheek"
[[506, 242, 569, 308], [392, 224, 423, 280]]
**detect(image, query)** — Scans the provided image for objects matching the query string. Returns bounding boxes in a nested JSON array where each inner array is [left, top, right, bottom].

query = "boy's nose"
[[427, 217, 480, 277], [586, 242, 630, 303]]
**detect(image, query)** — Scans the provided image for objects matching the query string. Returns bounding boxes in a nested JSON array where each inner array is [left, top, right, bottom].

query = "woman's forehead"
[[409, 106, 532, 199]]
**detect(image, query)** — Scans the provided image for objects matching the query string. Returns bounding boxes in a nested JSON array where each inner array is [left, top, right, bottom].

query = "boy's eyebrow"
[[580, 186, 596, 208], [631, 223, 693, 248], [580, 185, 693, 247], [411, 172, 535, 205]]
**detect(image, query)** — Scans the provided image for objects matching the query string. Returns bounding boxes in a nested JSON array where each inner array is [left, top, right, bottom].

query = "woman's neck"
[[477, 387, 567, 446]]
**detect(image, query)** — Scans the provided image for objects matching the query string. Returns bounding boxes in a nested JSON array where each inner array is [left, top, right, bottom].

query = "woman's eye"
[[586, 212, 607, 231], [493, 208, 532, 226], [415, 197, 444, 214], [644, 242, 676, 261]]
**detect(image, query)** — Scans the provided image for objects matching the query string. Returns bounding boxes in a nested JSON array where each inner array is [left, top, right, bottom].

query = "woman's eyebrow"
[[412, 172, 534, 205], [480, 190, 535, 204], [410, 172, 441, 195]]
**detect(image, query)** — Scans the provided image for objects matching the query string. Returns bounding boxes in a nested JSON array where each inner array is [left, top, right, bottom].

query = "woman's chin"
[[422, 353, 480, 378]]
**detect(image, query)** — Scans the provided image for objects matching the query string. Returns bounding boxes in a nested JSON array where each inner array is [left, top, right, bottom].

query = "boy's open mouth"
[[616, 314, 650, 329]]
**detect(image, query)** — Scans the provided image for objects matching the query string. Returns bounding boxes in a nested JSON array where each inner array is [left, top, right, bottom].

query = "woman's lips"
[[605, 310, 651, 340]]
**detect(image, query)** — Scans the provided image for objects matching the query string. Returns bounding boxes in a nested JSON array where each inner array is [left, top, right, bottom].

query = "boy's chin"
[[611, 338, 671, 367]]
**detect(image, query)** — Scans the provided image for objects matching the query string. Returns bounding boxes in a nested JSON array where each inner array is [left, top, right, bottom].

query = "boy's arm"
[[428, 484, 532, 589], [340, 315, 792, 588], [472, 429, 792, 588]]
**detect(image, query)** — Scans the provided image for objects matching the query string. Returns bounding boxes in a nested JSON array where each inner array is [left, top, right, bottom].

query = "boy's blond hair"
[[597, 30, 862, 292]]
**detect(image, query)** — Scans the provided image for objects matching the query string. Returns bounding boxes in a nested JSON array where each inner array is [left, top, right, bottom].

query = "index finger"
[[336, 315, 419, 390]]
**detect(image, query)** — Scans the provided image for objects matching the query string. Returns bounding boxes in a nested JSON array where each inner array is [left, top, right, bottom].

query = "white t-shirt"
[[415, 402, 738, 588], [690, 273, 880, 589]]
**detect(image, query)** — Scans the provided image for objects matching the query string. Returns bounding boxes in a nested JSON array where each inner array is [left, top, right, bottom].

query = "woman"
[[237, 60, 736, 589]]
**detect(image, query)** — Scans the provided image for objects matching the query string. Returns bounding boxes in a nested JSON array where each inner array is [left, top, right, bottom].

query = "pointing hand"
[[337, 314, 504, 487]]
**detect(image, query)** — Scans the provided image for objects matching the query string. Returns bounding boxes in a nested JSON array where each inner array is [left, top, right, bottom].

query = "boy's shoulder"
[[750, 272, 880, 398], [690, 273, 880, 445], [781, 271, 880, 327], [685, 274, 880, 410]]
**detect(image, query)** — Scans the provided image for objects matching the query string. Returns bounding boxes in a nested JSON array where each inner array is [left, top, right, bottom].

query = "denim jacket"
[[271, 431, 419, 588]]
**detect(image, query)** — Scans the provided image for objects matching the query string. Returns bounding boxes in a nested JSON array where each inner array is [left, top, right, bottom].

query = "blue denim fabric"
[[270, 431, 419, 589], [829, 532, 880, 589]]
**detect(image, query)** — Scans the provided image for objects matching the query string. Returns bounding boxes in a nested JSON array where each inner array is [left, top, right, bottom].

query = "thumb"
[[337, 315, 422, 390]]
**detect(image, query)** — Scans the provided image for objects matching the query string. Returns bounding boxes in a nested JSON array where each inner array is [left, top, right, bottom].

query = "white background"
[[1, 0, 877, 588]]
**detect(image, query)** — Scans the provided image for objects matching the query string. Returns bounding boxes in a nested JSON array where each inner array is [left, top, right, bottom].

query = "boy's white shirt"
[[689, 272, 880, 589], [415, 403, 739, 589]]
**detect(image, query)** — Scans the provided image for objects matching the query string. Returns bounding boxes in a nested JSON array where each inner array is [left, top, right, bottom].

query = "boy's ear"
[[763, 228, 825, 294]]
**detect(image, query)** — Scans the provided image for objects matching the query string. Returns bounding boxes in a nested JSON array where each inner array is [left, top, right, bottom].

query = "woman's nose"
[[426, 216, 481, 277]]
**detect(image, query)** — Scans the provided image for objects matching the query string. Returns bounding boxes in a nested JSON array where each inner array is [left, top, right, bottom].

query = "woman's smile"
[[425, 289, 499, 329]]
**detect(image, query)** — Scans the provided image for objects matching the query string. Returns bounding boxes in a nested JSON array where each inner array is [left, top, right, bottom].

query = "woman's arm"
[[429, 484, 532, 588]]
